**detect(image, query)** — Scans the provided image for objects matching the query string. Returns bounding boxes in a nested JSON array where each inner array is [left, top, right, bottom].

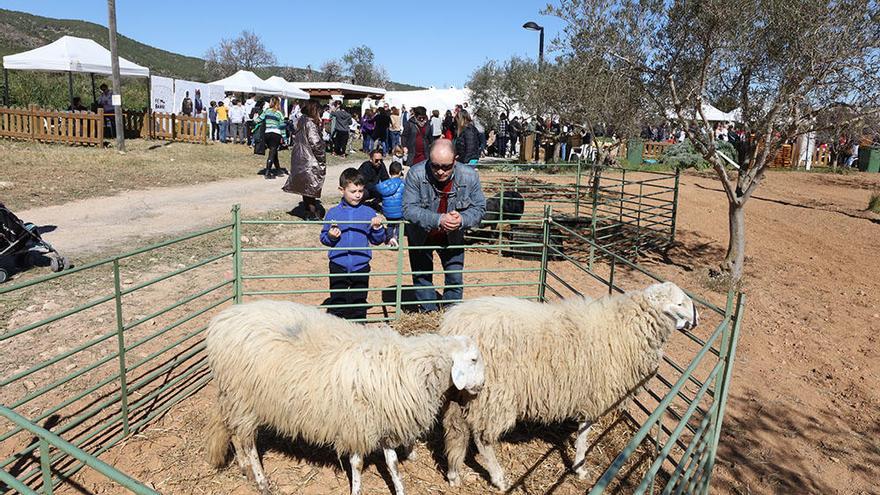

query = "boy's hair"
[[392, 144, 404, 156], [389, 161, 403, 176], [339, 168, 365, 188], [371, 148, 385, 157]]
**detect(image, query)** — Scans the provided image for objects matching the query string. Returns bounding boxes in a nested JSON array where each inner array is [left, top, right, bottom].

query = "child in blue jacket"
[[320, 168, 386, 320], [375, 161, 405, 247]]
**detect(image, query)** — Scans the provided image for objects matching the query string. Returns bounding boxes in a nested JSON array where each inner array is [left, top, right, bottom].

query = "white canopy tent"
[[373, 87, 471, 115], [2, 35, 150, 77], [263, 76, 310, 100], [2, 35, 150, 106], [666, 103, 740, 123], [209, 70, 280, 95]]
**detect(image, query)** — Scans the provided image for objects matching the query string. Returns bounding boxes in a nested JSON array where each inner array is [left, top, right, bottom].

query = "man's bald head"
[[430, 139, 455, 164]]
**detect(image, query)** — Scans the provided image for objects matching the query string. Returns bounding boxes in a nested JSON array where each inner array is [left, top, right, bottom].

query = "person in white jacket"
[[228, 100, 248, 144]]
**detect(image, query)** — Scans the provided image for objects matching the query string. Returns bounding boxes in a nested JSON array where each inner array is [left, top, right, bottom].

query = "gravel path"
[[18, 161, 359, 256]]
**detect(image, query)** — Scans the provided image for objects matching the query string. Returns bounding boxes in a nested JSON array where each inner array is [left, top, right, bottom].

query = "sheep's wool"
[[439, 288, 676, 441], [205, 300, 461, 457]]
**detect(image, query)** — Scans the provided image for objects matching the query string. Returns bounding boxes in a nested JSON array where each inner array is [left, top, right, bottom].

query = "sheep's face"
[[449, 336, 485, 395], [644, 282, 699, 331]]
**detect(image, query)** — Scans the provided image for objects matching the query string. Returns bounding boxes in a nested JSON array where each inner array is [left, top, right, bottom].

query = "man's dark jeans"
[[327, 261, 370, 320], [333, 130, 350, 155], [408, 244, 464, 312]]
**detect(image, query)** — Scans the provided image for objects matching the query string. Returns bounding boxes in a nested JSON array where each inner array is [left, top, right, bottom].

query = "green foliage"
[[467, 56, 537, 129], [659, 139, 737, 170]]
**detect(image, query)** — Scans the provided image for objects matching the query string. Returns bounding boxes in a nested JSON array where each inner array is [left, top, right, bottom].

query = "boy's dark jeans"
[[327, 261, 370, 320]]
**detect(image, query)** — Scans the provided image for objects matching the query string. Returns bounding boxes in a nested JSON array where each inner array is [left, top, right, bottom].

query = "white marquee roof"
[[263, 76, 310, 99], [2, 36, 150, 77]]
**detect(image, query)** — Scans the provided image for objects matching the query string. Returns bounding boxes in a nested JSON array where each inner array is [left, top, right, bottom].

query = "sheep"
[[205, 299, 485, 495], [438, 281, 699, 490], [483, 191, 525, 224]]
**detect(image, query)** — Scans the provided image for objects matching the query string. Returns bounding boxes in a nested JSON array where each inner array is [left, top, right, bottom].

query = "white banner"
[[174, 79, 198, 116], [208, 84, 226, 107], [150, 76, 174, 113]]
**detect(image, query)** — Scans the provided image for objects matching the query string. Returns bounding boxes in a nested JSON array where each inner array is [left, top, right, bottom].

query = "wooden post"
[[107, 0, 125, 151], [68, 71, 74, 109]]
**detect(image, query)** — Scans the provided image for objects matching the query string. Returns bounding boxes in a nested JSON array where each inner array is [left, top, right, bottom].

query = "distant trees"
[[314, 45, 389, 86], [467, 56, 537, 129], [204, 31, 277, 78]]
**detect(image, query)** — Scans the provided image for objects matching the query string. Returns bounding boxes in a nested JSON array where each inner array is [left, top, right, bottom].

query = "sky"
[[0, 0, 566, 88]]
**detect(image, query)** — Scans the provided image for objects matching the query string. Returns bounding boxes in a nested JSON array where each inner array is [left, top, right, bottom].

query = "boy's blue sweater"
[[320, 200, 386, 272], [375, 176, 405, 220]]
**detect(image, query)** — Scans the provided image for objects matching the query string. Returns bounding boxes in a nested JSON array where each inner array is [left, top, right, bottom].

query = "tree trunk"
[[723, 200, 746, 284]]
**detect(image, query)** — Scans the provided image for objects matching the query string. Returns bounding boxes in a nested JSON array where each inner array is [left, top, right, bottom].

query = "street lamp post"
[[523, 21, 544, 71], [523, 21, 545, 163]]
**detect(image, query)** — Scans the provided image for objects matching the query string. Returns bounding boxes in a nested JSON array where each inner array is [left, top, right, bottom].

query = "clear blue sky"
[[1, 0, 564, 87]]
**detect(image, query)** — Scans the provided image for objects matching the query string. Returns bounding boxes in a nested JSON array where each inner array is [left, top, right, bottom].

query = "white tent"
[[2, 36, 149, 77], [376, 87, 470, 114], [263, 76, 310, 99], [666, 103, 739, 123], [209, 70, 280, 95]]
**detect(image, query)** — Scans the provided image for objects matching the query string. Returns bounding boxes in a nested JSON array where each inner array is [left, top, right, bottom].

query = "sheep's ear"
[[451, 364, 469, 391]]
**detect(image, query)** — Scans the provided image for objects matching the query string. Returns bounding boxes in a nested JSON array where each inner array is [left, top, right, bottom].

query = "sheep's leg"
[[383, 447, 406, 495], [349, 453, 364, 495], [403, 444, 418, 461], [474, 436, 508, 491], [573, 420, 594, 479], [243, 441, 271, 495], [442, 401, 470, 487], [230, 435, 251, 478]]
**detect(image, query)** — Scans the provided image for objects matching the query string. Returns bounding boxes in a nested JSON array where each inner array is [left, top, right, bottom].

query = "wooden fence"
[[0, 105, 104, 146], [0, 106, 207, 146]]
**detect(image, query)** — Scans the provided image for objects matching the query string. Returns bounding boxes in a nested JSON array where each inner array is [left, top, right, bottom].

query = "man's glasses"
[[431, 162, 454, 172]]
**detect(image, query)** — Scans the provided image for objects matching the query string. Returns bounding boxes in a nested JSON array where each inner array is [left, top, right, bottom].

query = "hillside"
[[0, 8, 421, 89]]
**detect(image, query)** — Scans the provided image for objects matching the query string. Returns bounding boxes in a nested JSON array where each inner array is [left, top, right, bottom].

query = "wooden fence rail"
[[0, 106, 207, 145]]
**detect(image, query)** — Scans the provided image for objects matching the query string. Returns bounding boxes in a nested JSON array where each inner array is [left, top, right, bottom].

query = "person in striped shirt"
[[254, 97, 288, 179]]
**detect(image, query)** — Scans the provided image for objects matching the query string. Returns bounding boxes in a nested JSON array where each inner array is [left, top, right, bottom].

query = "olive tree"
[[547, 0, 880, 284], [204, 31, 277, 78]]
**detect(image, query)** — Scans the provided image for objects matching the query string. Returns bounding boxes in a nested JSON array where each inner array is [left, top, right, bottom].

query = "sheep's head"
[[448, 336, 485, 395], [643, 282, 699, 331]]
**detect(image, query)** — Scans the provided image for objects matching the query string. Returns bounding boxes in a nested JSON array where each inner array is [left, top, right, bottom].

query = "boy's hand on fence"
[[328, 226, 342, 239], [371, 214, 385, 230]]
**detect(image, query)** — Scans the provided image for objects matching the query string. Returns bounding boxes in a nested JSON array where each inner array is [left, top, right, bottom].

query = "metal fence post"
[[497, 181, 506, 256], [589, 165, 601, 270], [232, 204, 243, 304], [112, 259, 130, 436], [607, 256, 616, 295], [671, 168, 681, 245], [537, 206, 551, 302], [700, 292, 746, 494], [574, 160, 582, 218], [635, 182, 644, 258], [39, 437, 54, 495], [394, 222, 405, 318]]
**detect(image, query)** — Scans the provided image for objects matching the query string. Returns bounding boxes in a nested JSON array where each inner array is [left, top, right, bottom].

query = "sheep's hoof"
[[260, 486, 272, 495], [447, 471, 461, 487], [491, 478, 509, 492], [406, 449, 419, 461], [576, 467, 589, 480]]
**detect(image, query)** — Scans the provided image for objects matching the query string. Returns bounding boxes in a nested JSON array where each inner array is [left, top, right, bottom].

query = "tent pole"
[[107, 0, 125, 151], [91, 73, 97, 105], [3, 69, 8, 106], [68, 71, 74, 108]]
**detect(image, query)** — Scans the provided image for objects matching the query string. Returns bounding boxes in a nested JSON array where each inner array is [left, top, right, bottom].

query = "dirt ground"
[[3, 166, 880, 494]]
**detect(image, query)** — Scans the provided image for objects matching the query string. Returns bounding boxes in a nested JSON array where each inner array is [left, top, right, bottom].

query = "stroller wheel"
[[0, 268, 7, 283], [50, 256, 68, 273]]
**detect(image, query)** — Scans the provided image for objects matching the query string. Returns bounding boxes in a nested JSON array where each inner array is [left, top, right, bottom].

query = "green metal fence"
[[1, 203, 741, 494], [474, 162, 680, 262]]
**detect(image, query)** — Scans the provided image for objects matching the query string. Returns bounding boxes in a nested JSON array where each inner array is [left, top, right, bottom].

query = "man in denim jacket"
[[402, 139, 486, 312]]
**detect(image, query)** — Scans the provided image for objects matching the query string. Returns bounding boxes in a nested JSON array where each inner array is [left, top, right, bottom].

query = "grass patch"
[[868, 191, 880, 213], [0, 139, 365, 210]]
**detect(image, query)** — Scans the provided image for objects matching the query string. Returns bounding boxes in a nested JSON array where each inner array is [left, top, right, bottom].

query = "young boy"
[[320, 168, 386, 320], [375, 161, 405, 248]]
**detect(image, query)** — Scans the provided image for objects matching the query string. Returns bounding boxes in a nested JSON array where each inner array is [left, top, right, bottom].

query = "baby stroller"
[[0, 203, 68, 283]]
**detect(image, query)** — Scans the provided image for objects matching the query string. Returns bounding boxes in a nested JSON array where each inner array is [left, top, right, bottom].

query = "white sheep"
[[205, 299, 485, 495], [439, 281, 699, 490]]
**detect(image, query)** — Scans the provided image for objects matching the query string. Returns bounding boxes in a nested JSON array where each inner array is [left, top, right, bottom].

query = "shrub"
[[659, 139, 737, 170]]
